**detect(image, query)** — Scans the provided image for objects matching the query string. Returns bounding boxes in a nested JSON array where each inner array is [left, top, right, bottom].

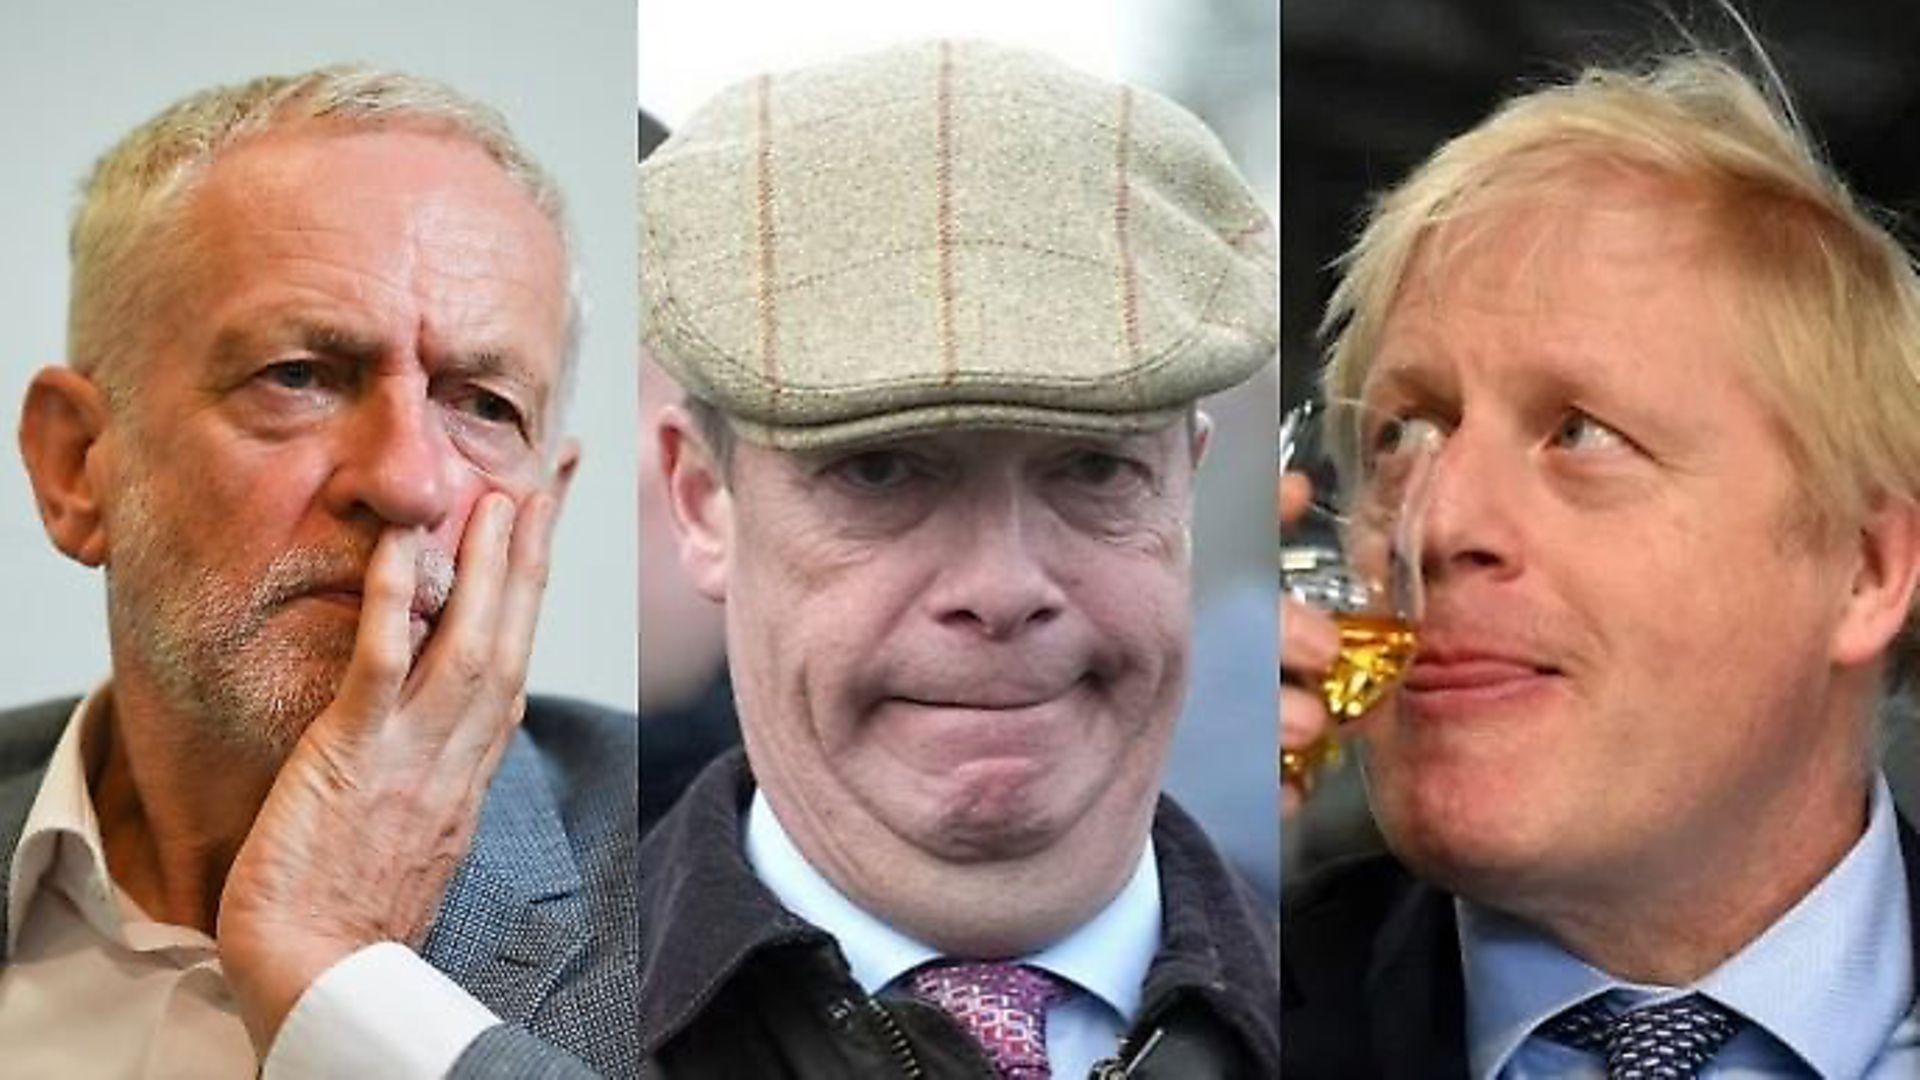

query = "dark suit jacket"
[[1281, 812, 1920, 1079], [0, 695, 637, 1079]]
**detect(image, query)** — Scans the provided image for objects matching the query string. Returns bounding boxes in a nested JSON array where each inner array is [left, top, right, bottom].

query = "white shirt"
[[0, 687, 497, 1078], [746, 792, 1163, 1077]]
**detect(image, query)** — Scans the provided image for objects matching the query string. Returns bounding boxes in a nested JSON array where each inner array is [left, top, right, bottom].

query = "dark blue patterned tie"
[[1537, 994, 1746, 1079]]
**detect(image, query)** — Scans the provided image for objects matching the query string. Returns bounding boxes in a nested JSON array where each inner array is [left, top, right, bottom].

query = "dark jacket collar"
[[1285, 810, 1920, 1079], [638, 750, 834, 1059], [0, 697, 89, 959], [639, 748, 1281, 1065]]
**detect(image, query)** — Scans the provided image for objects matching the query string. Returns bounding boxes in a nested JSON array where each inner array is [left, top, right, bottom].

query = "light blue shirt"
[[1461, 776, 1920, 1079], [745, 793, 1162, 1077]]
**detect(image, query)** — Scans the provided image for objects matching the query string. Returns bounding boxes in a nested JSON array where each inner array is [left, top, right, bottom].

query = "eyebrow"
[[433, 347, 552, 426], [207, 317, 383, 376]]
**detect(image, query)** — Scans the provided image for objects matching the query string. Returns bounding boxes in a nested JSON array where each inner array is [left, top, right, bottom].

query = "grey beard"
[[106, 472, 454, 759]]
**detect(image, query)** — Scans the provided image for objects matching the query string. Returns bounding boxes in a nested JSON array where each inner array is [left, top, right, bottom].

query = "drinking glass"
[[1280, 397, 1441, 794]]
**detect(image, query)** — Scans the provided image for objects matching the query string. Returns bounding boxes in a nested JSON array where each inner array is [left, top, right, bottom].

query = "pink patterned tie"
[[908, 961, 1072, 1079]]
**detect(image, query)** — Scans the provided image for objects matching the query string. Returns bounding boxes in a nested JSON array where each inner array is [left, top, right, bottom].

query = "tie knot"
[[1538, 993, 1747, 1080], [908, 961, 1072, 1079]]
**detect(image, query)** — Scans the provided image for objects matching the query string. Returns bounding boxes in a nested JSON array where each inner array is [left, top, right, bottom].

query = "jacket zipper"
[[1087, 1026, 1165, 1078], [863, 998, 927, 1079]]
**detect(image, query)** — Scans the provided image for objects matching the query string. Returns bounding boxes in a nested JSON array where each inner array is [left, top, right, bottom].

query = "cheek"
[[1070, 538, 1194, 696], [727, 511, 919, 711], [1566, 501, 1840, 746]]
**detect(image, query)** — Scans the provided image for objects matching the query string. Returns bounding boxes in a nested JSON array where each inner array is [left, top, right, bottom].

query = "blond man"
[[1282, 54, 1920, 1077]]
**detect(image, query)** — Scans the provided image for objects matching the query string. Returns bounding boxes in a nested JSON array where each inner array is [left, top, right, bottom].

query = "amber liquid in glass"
[[1321, 613, 1418, 722]]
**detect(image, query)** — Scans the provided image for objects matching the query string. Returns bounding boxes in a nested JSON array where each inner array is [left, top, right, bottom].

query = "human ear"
[[19, 367, 113, 567], [656, 405, 731, 602], [546, 435, 582, 511], [1831, 499, 1920, 667], [1189, 409, 1214, 468]]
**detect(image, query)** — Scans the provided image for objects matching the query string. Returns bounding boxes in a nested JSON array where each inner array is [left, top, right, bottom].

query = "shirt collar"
[[745, 790, 1161, 1022], [7, 685, 118, 953], [1460, 776, 1914, 1080]]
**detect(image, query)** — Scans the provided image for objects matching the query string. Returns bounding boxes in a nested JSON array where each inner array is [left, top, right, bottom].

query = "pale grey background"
[[0, 0, 637, 710]]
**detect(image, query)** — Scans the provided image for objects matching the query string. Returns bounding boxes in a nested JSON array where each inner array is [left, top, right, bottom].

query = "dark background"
[[1281, 0, 1920, 406]]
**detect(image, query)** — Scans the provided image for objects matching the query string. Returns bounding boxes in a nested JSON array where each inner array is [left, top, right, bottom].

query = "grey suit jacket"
[[0, 695, 637, 1079]]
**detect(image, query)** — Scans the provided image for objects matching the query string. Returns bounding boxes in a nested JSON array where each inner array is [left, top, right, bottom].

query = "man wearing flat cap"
[[638, 40, 1279, 1078]]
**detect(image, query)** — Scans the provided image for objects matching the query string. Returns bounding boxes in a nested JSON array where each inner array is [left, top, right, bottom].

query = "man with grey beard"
[[0, 67, 635, 1077]]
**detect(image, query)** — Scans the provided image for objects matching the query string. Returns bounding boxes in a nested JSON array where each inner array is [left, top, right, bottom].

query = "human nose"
[[322, 381, 456, 530], [926, 482, 1067, 640], [1418, 423, 1524, 585]]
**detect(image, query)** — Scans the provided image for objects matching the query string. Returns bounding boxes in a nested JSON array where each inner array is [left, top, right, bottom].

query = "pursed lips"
[[888, 673, 1094, 713], [1400, 639, 1563, 709]]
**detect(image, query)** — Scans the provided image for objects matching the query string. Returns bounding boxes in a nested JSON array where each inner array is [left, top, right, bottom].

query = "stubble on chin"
[[106, 476, 453, 760]]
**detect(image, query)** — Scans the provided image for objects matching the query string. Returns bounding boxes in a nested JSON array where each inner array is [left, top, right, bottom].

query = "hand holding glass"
[[1280, 399, 1440, 794]]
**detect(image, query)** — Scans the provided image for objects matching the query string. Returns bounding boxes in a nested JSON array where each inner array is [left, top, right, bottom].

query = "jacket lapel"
[[0, 698, 80, 962], [1365, 879, 1470, 1080], [0, 766, 47, 961], [420, 730, 587, 1023]]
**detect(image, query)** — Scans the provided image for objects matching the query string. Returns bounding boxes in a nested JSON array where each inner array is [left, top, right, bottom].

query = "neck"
[[91, 677, 281, 934], [1502, 738, 1872, 985], [761, 780, 1156, 959]]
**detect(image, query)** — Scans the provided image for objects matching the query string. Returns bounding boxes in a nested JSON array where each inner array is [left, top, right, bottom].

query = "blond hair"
[[69, 64, 580, 409], [1321, 54, 1920, 542]]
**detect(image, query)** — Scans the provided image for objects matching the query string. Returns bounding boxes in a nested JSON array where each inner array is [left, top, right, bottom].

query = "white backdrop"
[[0, 0, 637, 711]]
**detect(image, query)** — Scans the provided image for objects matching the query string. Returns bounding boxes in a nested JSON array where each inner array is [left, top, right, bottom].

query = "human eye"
[[824, 448, 932, 493], [454, 385, 529, 434], [255, 359, 325, 392], [1056, 447, 1150, 493], [1549, 410, 1628, 453], [1368, 414, 1443, 460], [1361, 414, 1444, 480]]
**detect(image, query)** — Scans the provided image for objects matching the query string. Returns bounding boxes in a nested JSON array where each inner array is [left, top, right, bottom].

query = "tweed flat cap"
[[640, 39, 1276, 449]]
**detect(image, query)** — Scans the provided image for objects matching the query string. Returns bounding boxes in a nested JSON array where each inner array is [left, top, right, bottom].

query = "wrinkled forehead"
[[1361, 174, 1743, 392]]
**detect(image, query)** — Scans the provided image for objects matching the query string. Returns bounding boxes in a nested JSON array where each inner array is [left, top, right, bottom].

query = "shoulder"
[[501, 696, 637, 867], [1152, 794, 1275, 944], [1148, 794, 1282, 1066], [1281, 851, 1461, 1076], [0, 698, 76, 778], [1284, 847, 1426, 935], [518, 696, 638, 805], [1283, 847, 1450, 992]]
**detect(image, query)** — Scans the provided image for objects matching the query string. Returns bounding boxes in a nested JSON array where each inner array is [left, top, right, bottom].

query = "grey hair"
[[69, 63, 583, 421]]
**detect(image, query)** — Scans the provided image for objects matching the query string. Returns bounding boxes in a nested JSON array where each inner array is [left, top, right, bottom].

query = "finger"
[[1281, 684, 1331, 748], [439, 494, 553, 767], [410, 492, 515, 715], [1280, 471, 1312, 527], [491, 491, 557, 692], [1281, 596, 1339, 676], [330, 527, 419, 724]]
